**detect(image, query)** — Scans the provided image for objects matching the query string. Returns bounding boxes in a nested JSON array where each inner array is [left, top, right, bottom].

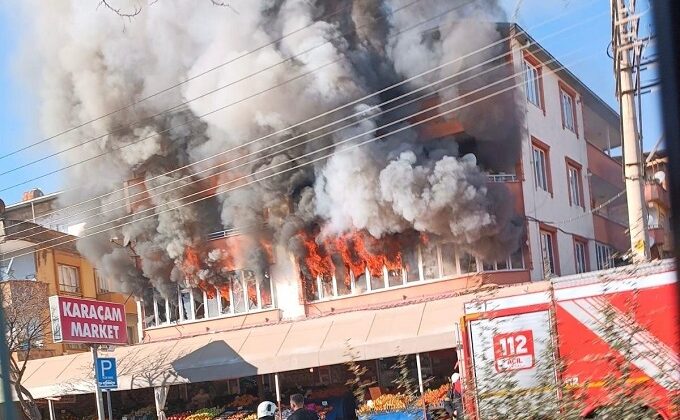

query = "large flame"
[[298, 229, 405, 283]]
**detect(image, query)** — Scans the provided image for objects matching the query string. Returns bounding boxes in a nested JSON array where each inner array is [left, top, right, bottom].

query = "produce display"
[[357, 393, 411, 415], [228, 395, 259, 408], [416, 384, 449, 407], [222, 411, 255, 420], [186, 407, 224, 420]]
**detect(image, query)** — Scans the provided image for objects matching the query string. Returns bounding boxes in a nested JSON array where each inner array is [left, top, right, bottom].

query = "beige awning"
[[22, 295, 465, 399]]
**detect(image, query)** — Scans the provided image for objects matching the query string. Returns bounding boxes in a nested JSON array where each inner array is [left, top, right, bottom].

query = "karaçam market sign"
[[49, 296, 128, 345]]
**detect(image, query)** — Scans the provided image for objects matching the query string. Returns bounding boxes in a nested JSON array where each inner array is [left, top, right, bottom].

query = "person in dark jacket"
[[287, 394, 319, 420]]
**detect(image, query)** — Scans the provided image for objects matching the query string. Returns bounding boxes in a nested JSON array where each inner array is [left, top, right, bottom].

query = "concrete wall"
[[513, 43, 600, 280]]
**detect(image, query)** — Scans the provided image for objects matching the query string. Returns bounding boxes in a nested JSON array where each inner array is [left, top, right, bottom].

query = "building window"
[[0, 253, 37, 281], [481, 248, 525, 272], [94, 269, 110, 293], [567, 160, 584, 207], [560, 87, 577, 133], [532, 141, 551, 192], [58, 264, 80, 293], [539, 230, 557, 276], [523, 58, 542, 108], [574, 239, 588, 274], [595, 243, 614, 270]]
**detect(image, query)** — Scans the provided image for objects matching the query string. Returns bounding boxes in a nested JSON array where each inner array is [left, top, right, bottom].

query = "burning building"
[[11, 1, 637, 412], [17, 0, 528, 323]]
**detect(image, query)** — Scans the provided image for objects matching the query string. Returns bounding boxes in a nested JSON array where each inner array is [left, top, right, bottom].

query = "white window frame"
[[595, 243, 614, 270], [95, 269, 110, 293], [574, 240, 587, 274], [560, 88, 576, 132], [539, 231, 557, 276], [568, 165, 582, 207], [58, 264, 81, 293], [523, 59, 542, 108], [532, 146, 549, 192]]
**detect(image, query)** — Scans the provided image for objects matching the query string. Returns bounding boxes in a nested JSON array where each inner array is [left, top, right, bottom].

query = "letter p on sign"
[[96, 358, 118, 390]]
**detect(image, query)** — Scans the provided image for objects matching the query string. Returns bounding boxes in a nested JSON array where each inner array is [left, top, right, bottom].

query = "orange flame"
[[297, 230, 404, 283]]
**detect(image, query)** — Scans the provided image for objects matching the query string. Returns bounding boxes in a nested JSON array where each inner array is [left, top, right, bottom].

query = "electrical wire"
[[1, 51, 597, 263], [0, 0, 602, 190], [0, 0, 359, 161], [2, 4, 605, 241], [9, 43, 588, 245], [6, 22, 593, 244]]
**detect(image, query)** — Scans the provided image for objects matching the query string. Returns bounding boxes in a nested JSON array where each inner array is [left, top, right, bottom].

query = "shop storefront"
[[22, 294, 466, 420], [33, 349, 457, 420]]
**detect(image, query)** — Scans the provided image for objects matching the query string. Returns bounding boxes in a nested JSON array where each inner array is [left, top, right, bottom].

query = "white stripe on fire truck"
[[559, 298, 680, 390], [583, 297, 680, 366]]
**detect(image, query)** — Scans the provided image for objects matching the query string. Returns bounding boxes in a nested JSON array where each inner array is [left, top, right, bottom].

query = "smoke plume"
[[18, 0, 524, 316]]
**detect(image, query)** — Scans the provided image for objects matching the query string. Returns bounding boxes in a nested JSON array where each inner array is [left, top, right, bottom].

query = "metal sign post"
[[92, 345, 106, 420], [106, 390, 113, 420]]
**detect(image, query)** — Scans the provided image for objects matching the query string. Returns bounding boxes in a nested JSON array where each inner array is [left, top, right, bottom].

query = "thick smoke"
[[19, 0, 524, 314]]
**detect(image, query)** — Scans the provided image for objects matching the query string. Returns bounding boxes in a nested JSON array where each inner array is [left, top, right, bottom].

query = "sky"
[[0, 0, 664, 206]]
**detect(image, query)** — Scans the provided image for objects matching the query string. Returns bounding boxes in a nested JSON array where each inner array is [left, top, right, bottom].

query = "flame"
[[198, 281, 217, 298], [181, 247, 202, 284], [297, 229, 404, 284], [300, 232, 335, 279]]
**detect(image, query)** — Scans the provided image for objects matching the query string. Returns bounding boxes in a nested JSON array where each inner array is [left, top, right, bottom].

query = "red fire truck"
[[458, 259, 679, 419]]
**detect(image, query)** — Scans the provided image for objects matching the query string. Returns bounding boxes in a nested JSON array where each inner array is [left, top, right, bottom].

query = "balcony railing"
[[488, 174, 518, 182]]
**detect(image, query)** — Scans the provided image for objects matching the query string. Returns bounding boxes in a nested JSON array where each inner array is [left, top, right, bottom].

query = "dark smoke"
[[20, 0, 524, 314]]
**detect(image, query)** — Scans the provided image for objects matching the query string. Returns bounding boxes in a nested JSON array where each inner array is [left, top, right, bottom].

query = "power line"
[[2, 4, 605, 240], [0, 0, 602, 189], [10, 43, 587, 245], [0, 0, 433, 179], [1, 51, 596, 263], [0, 0, 359, 161]]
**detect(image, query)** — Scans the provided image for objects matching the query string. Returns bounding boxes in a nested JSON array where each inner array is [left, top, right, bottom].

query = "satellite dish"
[[0, 198, 5, 216], [654, 171, 666, 185]]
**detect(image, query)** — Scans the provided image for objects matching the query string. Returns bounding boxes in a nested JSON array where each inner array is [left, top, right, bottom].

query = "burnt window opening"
[[141, 268, 276, 329], [303, 242, 526, 302]]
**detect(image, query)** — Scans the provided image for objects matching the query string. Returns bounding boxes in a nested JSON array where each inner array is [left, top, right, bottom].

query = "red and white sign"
[[493, 330, 535, 372], [49, 296, 128, 345]]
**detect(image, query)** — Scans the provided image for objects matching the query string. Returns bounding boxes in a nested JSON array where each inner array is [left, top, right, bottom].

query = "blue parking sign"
[[95, 358, 118, 390]]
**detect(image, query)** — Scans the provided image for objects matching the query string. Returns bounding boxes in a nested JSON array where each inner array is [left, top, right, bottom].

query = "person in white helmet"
[[258, 401, 278, 420]]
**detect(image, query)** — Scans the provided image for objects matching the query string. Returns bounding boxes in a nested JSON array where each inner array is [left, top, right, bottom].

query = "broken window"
[[440, 243, 458, 277], [243, 270, 259, 310], [459, 252, 477, 274], [354, 272, 368, 294], [167, 286, 180, 323], [421, 243, 439, 280], [179, 287, 192, 321], [404, 247, 420, 282], [155, 291, 168, 325], [335, 268, 352, 296], [143, 288, 157, 328], [319, 275, 334, 299], [218, 283, 232, 315], [387, 268, 403, 287], [259, 273, 273, 309], [231, 271, 246, 314], [205, 286, 219, 318], [370, 271, 385, 290]]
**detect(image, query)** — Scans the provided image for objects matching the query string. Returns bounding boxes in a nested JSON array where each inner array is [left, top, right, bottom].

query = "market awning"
[[21, 295, 463, 399]]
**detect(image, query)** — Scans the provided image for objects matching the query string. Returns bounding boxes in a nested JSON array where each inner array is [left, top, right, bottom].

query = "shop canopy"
[[21, 295, 463, 399]]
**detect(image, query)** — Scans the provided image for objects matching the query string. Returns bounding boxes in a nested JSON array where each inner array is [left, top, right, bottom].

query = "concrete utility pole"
[[611, 0, 650, 262]]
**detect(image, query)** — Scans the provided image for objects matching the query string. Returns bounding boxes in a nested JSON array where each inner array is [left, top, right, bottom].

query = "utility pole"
[[611, 0, 650, 262]]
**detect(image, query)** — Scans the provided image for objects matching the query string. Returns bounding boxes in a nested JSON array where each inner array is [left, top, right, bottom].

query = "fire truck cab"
[[459, 259, 679, 419]]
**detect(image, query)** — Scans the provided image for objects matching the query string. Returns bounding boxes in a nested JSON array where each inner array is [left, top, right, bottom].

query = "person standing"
[[443, 362, 464, 419], [287, 394, 319, 420]]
